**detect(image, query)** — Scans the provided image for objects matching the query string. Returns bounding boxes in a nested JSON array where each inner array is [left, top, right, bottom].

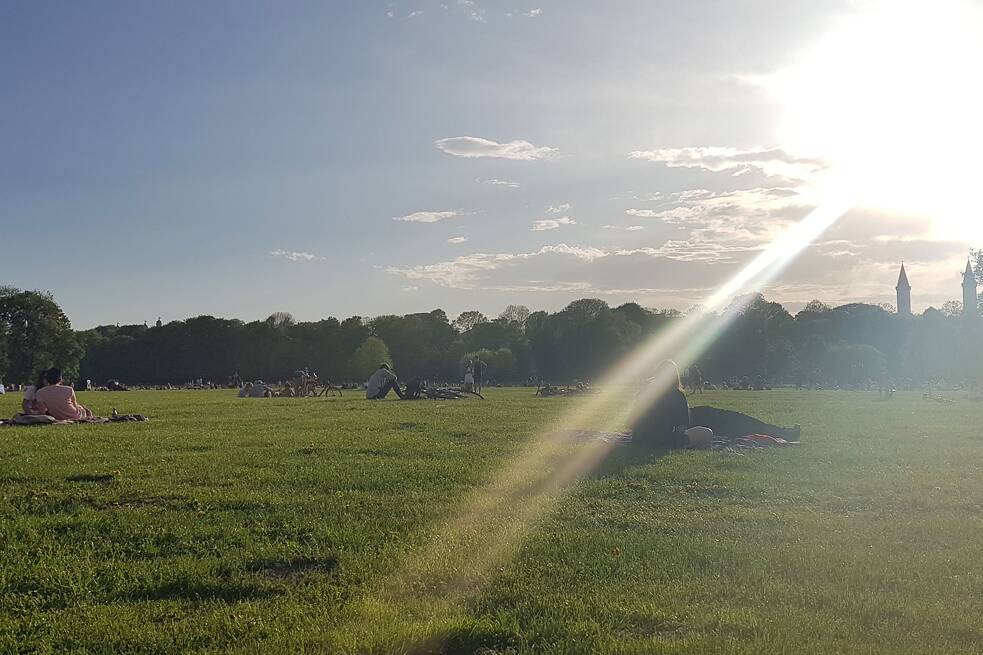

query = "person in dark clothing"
[[632, 360, 693, 449], [689, 405, 800, 441], [633, 360, 799, 449]]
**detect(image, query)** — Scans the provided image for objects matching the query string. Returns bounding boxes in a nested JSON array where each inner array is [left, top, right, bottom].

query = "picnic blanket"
[[1, 413, 147, 427]]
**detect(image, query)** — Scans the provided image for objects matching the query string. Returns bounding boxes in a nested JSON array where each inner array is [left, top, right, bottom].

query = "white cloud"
[[454, 0, 485, 21], [532, 216, 577, 231], [406, 9, 424, 18], [523, 8, 543, 17], [393, 210, 462, 223], [447, 236, 469, 244], [602, 224, 644, 231], [628, 146, 825, 181], [435, 136, 558, 160], [388, 243, 609, 289], [270, 249, 322, 262], [477, 177, 520, 188], [626, 187, 812, 262], [546, 203, 570, 214]]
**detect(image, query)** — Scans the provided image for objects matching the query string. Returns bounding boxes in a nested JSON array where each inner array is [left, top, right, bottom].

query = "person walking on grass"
[[366, 363, 404, 400]]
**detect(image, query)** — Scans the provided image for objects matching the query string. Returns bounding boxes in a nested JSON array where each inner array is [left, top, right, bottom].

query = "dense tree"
[[498, 304, 531, 328], [453, 310, 488, 333], [349, 337, 391, 382], [19, 287, 976, 389], [0, 288, 81, 383], [940, 300, 963, 317]]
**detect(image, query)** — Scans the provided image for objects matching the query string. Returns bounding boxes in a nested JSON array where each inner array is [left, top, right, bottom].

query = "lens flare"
[[332, 3, 983, 648], [331, 197, 854, 650]]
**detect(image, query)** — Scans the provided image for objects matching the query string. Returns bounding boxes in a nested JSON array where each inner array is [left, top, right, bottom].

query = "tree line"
[[2, 284, 982, 388]]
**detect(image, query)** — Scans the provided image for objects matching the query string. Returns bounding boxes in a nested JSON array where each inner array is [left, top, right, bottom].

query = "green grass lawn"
[[1, 388, 982, 654]]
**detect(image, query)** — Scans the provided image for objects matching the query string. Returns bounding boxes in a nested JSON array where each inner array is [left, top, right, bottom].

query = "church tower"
[[896, 263, 912, 316], [963, 260, 977, 320]]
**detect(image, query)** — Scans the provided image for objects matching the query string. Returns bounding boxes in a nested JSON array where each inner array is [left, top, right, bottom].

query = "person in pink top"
[[34, 368, 93, 420]]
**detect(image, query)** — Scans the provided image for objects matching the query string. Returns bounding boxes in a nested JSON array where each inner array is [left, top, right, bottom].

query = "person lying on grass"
[[366, 363, 404, 400], [633, 360, 799, 450], [34, 368, 94, 421]]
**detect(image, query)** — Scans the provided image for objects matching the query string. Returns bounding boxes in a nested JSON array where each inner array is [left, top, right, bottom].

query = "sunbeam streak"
[[332, 196, 855, 651]]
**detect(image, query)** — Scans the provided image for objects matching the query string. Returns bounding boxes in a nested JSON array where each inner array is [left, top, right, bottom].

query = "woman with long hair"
[[633, 360, 799, 449]]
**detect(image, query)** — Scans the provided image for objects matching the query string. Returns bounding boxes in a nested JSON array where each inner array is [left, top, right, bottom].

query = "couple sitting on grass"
[[21, 368, 94, 421], [633, 360, 800, 449]]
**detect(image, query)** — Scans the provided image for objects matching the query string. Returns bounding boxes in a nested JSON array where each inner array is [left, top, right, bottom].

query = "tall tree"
[[349, 337, 392, 382], [498, 304, 530, 328], [0, 288, 81, 383], [453, 310, 488, 333]]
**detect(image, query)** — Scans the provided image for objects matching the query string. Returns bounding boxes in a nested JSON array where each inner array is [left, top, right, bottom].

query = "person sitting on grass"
[[633, 360, 799, 450], [22, 371, 48, 415], [34, 368, 94, 421], [249, 380, 273, 398], [238, 382, 253, 398], [366, 363, 404, 400]]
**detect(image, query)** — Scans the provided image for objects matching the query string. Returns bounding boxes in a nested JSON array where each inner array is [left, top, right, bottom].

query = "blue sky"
[[2, 0, 975, 328]]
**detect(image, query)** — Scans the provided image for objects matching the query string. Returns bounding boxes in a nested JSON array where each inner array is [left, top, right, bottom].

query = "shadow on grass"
[[588, 441, 670, 479], [247, 555, 339, 581], [66, 473, 115, 484], [126, 576, 279, 603]]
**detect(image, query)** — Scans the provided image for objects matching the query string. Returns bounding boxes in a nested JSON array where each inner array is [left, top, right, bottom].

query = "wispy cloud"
[[477, 177, 520, 188], [388, 243, 609, 289], [270, 249, 322, 262], [447, 236, 469, 244], [507, 8, 543, 18], [435, 136, 558, 160], [451, 0, 485, 21], [532, 216, 577, 231], [546, 203, 570, 214], [393, 210, 463, 223], [626, 187, 811, 262], [628, 146, 824, 181], [602, 224, 645, 231]]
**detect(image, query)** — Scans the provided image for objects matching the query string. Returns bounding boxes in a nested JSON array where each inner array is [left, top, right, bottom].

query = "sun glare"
[[764, 0, 983, 240]]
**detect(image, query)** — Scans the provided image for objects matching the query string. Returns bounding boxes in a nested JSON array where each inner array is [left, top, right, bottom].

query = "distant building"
[[963, 260, 978, 320], [896, 263, 912, 317], [894, 260, 978, 318]]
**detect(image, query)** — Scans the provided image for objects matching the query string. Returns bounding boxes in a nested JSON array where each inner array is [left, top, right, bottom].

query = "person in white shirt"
[[0, 382, 5, 395], [22, 371, 47, 415], [366, 364, 404, 399]]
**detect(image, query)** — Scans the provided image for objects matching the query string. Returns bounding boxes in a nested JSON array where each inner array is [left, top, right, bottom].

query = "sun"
[[762, 0, 983, 242]]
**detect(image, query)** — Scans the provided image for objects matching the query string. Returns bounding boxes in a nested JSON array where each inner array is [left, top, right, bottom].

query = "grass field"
[[1, 388, 982, 654]]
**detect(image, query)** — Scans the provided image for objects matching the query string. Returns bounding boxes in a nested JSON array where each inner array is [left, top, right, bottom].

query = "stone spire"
[[963, 260, 977, 320], [896, 263, 912, 316]]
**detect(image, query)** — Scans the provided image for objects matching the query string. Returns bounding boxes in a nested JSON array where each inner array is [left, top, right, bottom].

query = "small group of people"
[[238, 381, 274, 398], [20, 368, 94, 421], [462, 358, 487, 395], [364, 359, 489, 400], [632, 360, 799, 449]]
